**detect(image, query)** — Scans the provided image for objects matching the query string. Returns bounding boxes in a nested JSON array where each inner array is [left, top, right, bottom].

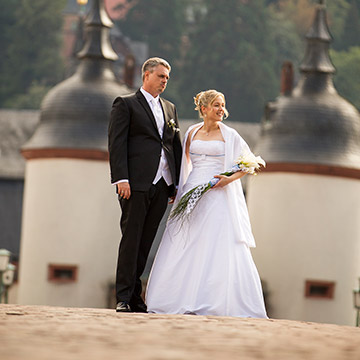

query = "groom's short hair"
[[142, 57, 171, 81]]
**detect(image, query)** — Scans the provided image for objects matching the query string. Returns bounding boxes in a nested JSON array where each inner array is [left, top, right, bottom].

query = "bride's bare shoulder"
[[185, 124, 202, 158], [186, 123, 203, 138], [185, 128, 195, 151], [187, 127, 197, 139]]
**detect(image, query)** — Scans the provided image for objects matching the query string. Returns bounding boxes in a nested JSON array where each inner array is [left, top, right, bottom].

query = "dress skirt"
[[146, 186, 267, 317]]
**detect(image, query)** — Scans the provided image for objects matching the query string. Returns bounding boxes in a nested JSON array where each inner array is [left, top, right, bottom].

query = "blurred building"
[[0, 110, 38, 257], [17, 0, 130, 308], [247, 1, 360, 326]]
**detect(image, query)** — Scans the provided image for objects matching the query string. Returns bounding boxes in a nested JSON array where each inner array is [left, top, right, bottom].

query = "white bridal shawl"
[[175, 122, 256, 248]]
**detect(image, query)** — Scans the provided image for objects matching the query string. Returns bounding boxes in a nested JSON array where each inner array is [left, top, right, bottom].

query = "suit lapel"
[[136, 90, 160, 137], [159, 98, 170, 137]]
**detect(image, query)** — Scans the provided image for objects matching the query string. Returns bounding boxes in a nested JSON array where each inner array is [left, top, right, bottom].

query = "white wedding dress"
[[146, 133, 267, 318]]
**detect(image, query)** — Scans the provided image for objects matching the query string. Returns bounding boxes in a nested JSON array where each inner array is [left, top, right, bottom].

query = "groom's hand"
[[117, 182, 131, 200], [168, 187, 178, 204]]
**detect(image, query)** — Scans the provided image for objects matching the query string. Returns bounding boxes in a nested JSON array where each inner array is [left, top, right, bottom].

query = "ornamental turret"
[[247, 0, 360, 326], [256, 0, 360, 177], [18, 0, 130, 308], [22, 0, 130, 159]]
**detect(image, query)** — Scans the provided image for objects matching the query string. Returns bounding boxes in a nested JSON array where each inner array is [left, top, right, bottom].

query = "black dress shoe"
[[116, 301, 132, 312], [130, 303, 147, 313]]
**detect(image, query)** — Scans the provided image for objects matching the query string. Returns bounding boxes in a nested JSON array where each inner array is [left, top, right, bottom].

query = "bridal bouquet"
[[169, 153, 266, 221]]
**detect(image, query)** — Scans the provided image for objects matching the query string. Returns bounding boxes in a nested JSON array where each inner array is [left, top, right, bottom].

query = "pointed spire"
[[300, 0, 335, 73], [77, 0, 118, 61]]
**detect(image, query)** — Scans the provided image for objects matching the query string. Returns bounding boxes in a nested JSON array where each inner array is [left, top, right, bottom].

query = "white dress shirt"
[[141, 88, 172, 186]]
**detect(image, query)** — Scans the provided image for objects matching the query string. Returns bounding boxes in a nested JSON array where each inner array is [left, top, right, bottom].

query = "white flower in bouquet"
[[236, 153, 266, 175], [169, 152, 266, 221]]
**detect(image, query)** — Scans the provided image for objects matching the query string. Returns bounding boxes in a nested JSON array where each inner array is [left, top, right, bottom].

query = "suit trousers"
[[116, 178, 171, 305]]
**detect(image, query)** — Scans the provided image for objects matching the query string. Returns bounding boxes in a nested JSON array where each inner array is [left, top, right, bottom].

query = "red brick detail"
[[262, 163, 360, 180], [22, 148, 108, 161]]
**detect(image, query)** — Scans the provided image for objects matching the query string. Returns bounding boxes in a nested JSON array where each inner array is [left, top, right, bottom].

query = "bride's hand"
[[212, 174, 231, 188], [213, 171, 247, 188]]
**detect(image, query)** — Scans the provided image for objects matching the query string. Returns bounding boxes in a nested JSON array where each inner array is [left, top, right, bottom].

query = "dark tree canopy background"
[[0, 0, 359, 121], [177, 0, 278, 122], [114, 0, 360, 122], [115, 0, 187, 103], [0, 0, 67, 109]]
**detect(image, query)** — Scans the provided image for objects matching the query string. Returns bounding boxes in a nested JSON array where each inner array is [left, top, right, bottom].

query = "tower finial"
[[299, 0, 335, 73], [77, 0, 118, 61]]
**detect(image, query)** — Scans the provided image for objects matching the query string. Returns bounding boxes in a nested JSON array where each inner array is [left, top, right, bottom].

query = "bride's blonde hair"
[[194, 90, 229, 119]]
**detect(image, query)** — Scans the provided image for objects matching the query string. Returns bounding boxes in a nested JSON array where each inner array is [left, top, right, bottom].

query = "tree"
[[3, 82, 50, 110], [115, 0, 188, 101], [270, 0, 350, 50], [0, 0, 20, 105], [0, 0, 67, 109], [117, 0, 187, 58], [270, 0, 316, 36], [178, 0, 278, 123], [267, 7, 304, 81], [339, 0, 360, 50], [331, 46, 360, 110]]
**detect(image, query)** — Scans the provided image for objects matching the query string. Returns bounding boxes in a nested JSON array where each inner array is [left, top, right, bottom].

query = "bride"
[[146, 89, 267, 318]]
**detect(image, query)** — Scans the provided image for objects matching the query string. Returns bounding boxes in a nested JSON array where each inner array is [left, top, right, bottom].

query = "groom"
[[108, 57, 182, 312]]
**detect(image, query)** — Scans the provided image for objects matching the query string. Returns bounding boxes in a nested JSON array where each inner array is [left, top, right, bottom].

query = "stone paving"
[[1, 304, 360, 360]]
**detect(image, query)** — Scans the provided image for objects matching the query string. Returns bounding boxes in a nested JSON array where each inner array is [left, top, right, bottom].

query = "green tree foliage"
[[0, 0, 357, 119], [270, 0, 315, 36], [269, 1, 350, 50], [178, 0, 278, 123], [267, 7, 303, 79], [331, 46, 360, 110], [339, 0, 360, 50], [0, 0, 19, 63], [3, 82, 51, 110], [0, 0, 20, 105], [326, 0, 351, 50], [0, 0, 67, 109], [116, 0, 186, 59], [115, 0, 188, 101]]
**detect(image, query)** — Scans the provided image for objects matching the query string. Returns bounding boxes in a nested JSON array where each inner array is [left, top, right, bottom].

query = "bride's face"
[[203, 96, 226, 122]]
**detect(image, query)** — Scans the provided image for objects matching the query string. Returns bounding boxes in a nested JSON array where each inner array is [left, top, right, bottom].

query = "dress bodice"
[[190, 140, 225, 169], [185, 140, 225, 189], [190, 139, 225, 156]]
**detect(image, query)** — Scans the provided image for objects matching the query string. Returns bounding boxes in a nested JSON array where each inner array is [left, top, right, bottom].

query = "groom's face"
[[143, 65, 170, 97]]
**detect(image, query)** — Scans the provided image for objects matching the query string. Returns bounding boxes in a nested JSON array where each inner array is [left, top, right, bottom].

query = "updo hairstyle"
[[194, 90, 229, 119]]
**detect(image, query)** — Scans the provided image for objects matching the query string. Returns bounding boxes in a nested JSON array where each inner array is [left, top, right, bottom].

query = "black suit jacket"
[[108, 89, 182, 193]]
